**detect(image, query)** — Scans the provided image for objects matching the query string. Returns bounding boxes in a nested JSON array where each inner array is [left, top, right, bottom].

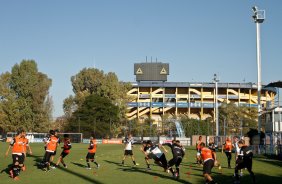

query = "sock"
[[176, 167, 179, 174], [94, 162, 99, 166], [147, 164, 150, 168], [87, 162, 90, 168], [169, 168, 174, 174], [133, 161, 136, 165], [122, 160, 124, 165]]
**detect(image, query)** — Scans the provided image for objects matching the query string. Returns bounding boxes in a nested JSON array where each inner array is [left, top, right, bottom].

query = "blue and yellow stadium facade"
[[126, 82, 276, 122]]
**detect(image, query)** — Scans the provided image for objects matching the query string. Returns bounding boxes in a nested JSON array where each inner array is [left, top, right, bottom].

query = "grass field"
[[0, 142, 282, 184]]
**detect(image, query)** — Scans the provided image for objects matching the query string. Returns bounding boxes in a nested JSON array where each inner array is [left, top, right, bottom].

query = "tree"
[[63, 67, 131, 132], [219, 101, 257, 136], [68, 94, 119, 138], [0, 60, 52, 132]]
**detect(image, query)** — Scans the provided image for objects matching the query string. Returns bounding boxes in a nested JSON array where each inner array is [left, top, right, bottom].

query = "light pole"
[[252, 6, 265, 136], [213, 74, 220, 144]]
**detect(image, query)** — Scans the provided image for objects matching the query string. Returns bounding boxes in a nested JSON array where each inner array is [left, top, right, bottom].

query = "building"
[[126, 62, 277, 123]]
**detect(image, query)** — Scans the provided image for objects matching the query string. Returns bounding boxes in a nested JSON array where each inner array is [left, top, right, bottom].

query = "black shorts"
[[51, 151, 57, 156], [43, 151, 53, 163], [12, 154, 24, 165], [203, 159, 214, 174], [155, 154, 168, 168], [60, 151, 69, 158], [124, 150, 133, 156], [236, 159, 252, 170], [86, 153, 96, 160], [168, 156, 182, 168]]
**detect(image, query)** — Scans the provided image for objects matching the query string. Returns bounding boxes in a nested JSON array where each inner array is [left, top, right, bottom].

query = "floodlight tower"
[[252, 6, 265, 136], [213, 74, 219, 143]]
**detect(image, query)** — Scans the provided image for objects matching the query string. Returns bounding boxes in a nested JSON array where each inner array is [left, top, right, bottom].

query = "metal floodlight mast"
[[213, 74, 219, 143], [252, 6, 265, 136]]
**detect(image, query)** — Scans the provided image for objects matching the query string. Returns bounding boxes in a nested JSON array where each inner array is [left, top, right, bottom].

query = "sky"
[[0, 0, 281, 118]]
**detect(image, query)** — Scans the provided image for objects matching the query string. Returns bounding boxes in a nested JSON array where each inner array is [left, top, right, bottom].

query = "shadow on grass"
[[28, 154, 104, 184], [71, 162, 86, 168], [254, 157, 282, 168], [104, 160, 192, 184]]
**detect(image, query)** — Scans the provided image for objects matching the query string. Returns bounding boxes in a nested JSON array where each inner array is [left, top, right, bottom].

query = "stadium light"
[[213, 74, 219, 143], [252, 6, 265, 137]]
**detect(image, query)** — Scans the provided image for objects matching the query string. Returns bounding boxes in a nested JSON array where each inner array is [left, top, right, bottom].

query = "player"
[[208, 137, 221, 170], [5, 129, 25, 180], [196, 135, 203, 164], [42, 130, 59, 172], [234, 136, 243, 176], [22, 131, 32, 171], [121, 134, 137, 166], [140, 140, 151, 170], [55, 134, 72, 168], [86, 136, 100, 169], [145, 140, 168, 171], [50, 130, 60, 168], [233, 140, 255, 184], [163, 140, 185, 179], [200, 142, 218, 184], [222, 137, 233, 168]]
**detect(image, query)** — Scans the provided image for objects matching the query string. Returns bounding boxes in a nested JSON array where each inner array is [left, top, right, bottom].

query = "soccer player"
[[234, 140, 255, 184], [55, 134, 72, 168], [196, 135, 203, 164], [234, 136, 243, 176], [145, 140, 168, 171], [208, 137, 221, 170], [42, 130, 59, 172], [140, 140, 151, 170], [50, 130, 60, 168], [163, 140, 185, 179], [86, 136, 100, 169], [5, 129, 25, 180], [222, 137, 233, 168], [121, 134, 137, 166], [22, 131, 32, 171], [200, 142, 218, 184]]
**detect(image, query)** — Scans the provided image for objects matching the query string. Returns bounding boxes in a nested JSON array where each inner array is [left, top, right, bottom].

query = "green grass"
[[0, 142, 282, 184]]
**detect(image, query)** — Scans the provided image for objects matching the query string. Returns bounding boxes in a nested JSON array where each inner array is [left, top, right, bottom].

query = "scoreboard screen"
[[134, 62, 169, 82]]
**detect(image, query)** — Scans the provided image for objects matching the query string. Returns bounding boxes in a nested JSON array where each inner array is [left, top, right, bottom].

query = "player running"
[[208, 137, 221, 170], [42, 130, 59, 172], [86, 136, 100, 169], [5, 129, 25, 180], [145, 140, 168, 171], [200, 142, 218, 184], [121, 134, 137, 166], [140, 140, 151, 170], [163, 140, 185, 179], [222, 137, 233, 168], [196, 135, 203, 164], [234, 136, 243, 176], [55, 134, 72, 168], [233, 140, 255, 184]]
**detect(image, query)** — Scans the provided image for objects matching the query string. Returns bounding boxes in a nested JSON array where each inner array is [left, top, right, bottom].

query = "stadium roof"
[[265, 81, 282, 88]]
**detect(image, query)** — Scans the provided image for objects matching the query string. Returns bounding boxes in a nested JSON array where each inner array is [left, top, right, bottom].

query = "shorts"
[[203, 159, 214, 174], [86, 153, 96, 160], [51, 151, 57, 156], [12, 154, 24, 165], [124, 150, 133, 156], [60, 151, 69, 158]]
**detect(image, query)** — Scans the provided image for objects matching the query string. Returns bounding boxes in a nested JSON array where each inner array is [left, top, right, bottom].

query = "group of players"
[[5, 129, 256, 184], [195, 135, 256, 184]]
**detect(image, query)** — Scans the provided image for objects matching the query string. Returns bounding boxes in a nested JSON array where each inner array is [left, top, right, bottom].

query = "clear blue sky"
[[0, 1, 281, 118]]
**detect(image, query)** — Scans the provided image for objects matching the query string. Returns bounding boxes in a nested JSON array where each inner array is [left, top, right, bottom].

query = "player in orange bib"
[[86, 136, 100, 169], [42, 130, 59, 172], [5, 129, 25, 180], [200, 142, 218, 184], [223, 137, 233, 168], [196, 135, 203, 164]]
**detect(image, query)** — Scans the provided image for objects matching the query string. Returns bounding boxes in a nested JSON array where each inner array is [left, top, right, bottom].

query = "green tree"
[[0, 60, 52, 132], [69, 94, 119, 138], [63, 67, 131, 129]]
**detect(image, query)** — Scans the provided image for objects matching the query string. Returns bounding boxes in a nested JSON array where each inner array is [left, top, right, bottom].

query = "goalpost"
[[57, 133, 83, 143]]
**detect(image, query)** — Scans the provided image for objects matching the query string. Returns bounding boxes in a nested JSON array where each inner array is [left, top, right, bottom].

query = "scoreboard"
[[134, 62, 169, 82]]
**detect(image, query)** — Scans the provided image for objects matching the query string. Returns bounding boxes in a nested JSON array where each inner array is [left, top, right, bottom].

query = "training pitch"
[[0, 142, 281, 184]]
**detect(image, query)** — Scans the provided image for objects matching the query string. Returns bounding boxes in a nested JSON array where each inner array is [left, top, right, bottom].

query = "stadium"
[[126, 62, 277, 123]]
